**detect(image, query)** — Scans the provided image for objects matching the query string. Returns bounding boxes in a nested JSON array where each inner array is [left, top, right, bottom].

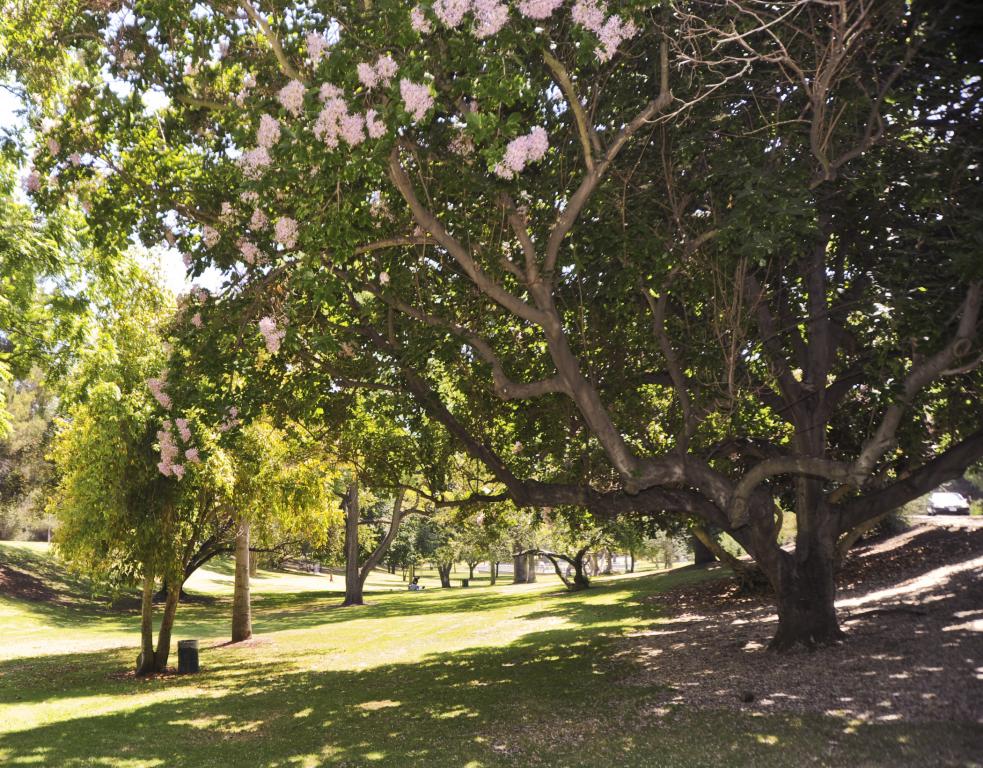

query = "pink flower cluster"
[[191, 312, 203, 328], [238, 238, 262, 265], [517, 0, 564, 20], [241, 146, 272, 179], [314, 89, 368, 148], [434, 0, 470, 28], [157, 425, 182, 477], [202, 225, 220, 248], [259, 316, 287, 354], [257, 114, 281, 148], [157, 415, 200, 478], [250, 207, 268, 230], [46, 137, 60, 156], [175, 417, 192, 443], [23, 170, 41, 193], [410, 6, 432, 33], [277, 79, 306, 117], [366, 109, 386, 140], [494, 126, 549, 178], [356, 55, 398, 90], [219, 406, 240, 433], [572, 0, 637, 61], [274, 217, 299, 249], [473, 0, 508, 37], [147, 372, 172, 410], [306, 32, 330, 65], [400, 79, 434, 123]]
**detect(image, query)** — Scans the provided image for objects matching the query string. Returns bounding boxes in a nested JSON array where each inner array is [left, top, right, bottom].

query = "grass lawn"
[[0, 542, 977, 767]]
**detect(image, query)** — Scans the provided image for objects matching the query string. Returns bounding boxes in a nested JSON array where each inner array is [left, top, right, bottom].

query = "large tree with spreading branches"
[[9, 0, 982, 649]]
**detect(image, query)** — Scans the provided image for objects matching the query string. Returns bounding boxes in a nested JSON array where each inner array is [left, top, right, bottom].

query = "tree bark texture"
[[232, 520, 252, 642]]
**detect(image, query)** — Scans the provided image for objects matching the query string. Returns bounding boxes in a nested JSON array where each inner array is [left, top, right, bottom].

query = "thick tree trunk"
[[136, 572, 156, 676], [153, 584, 181, 672], [232, 520, 252, 642], [770, 545, 843, 650], [342, 482, 364, 606], [692, 534, 716, 565], [525, 552, 538, 583], [468, 562, 476, 580], [437, 563, 452, 588], [513, 552, 527, 584]]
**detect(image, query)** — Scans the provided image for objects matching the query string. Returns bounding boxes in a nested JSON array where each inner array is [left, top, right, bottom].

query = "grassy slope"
[[0, 543, 977, 768]]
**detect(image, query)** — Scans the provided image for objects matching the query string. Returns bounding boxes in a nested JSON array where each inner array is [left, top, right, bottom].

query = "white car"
[[928, 491, 970, 515]]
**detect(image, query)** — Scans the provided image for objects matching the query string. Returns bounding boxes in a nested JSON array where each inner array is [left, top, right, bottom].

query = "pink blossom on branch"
[[306, 32, 330, 65], [256, 114, 281, 148], [259, 316, 287, 354], [250, 207, 269, 230], [239, 238, 262, 264], [473, 0, 509, 37], [274, 217, 299, 249], [571, 0, 606, 31], [494, 126, 549, 178], [366, 109, 386, 140], [185, 448, 201, 464], [277, 80, 306, 116], [175, 418, 192, 444], [191, 312, 203, 328], [518, 0, 564, 20], [375, 55, 398, 86], [147, 377, 172, 411], [400, 79, 434, 123], [434, 0, 469, 28], [339, 113, 366, 146], [241, 146, 272, 179], [202, 225, 220, 248], [410, 6, 432, 33], [23, 170, 41, 194], [595, 14, 638, 62], [357, 62, 379, 89]]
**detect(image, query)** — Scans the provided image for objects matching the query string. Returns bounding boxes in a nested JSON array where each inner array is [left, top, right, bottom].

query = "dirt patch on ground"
[[620, 524, 983, 724]]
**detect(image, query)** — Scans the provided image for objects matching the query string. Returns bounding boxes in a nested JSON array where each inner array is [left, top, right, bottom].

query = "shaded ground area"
[[624, 524, 983, 726]]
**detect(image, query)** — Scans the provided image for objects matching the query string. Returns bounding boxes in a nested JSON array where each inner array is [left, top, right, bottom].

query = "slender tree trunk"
[[489, 558, 497, 585], [136, 572, 156, 676], [468, 562, 476, 580], [249, 549, 259, 577], [153, 583, 181, 672], [342, 482, 363, 606], [602, 549, 613, 574], [628, 549, 635, 573], [232, 520, 252, 642], [572, 550, 591, 590]]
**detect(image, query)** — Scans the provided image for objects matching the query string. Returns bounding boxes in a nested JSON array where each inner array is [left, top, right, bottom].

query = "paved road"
[[912, 514, 983, 529]]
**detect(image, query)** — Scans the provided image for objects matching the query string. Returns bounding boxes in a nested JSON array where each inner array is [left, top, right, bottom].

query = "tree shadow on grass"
[[1, 619, 977, 768]]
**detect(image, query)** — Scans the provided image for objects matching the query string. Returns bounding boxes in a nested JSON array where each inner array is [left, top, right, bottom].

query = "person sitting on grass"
[[408, 576, 425, 591]]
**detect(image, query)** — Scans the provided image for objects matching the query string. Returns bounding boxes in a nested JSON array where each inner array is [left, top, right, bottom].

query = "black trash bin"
[[460, 579, 469, 588], [178, 639, 200, 674]]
